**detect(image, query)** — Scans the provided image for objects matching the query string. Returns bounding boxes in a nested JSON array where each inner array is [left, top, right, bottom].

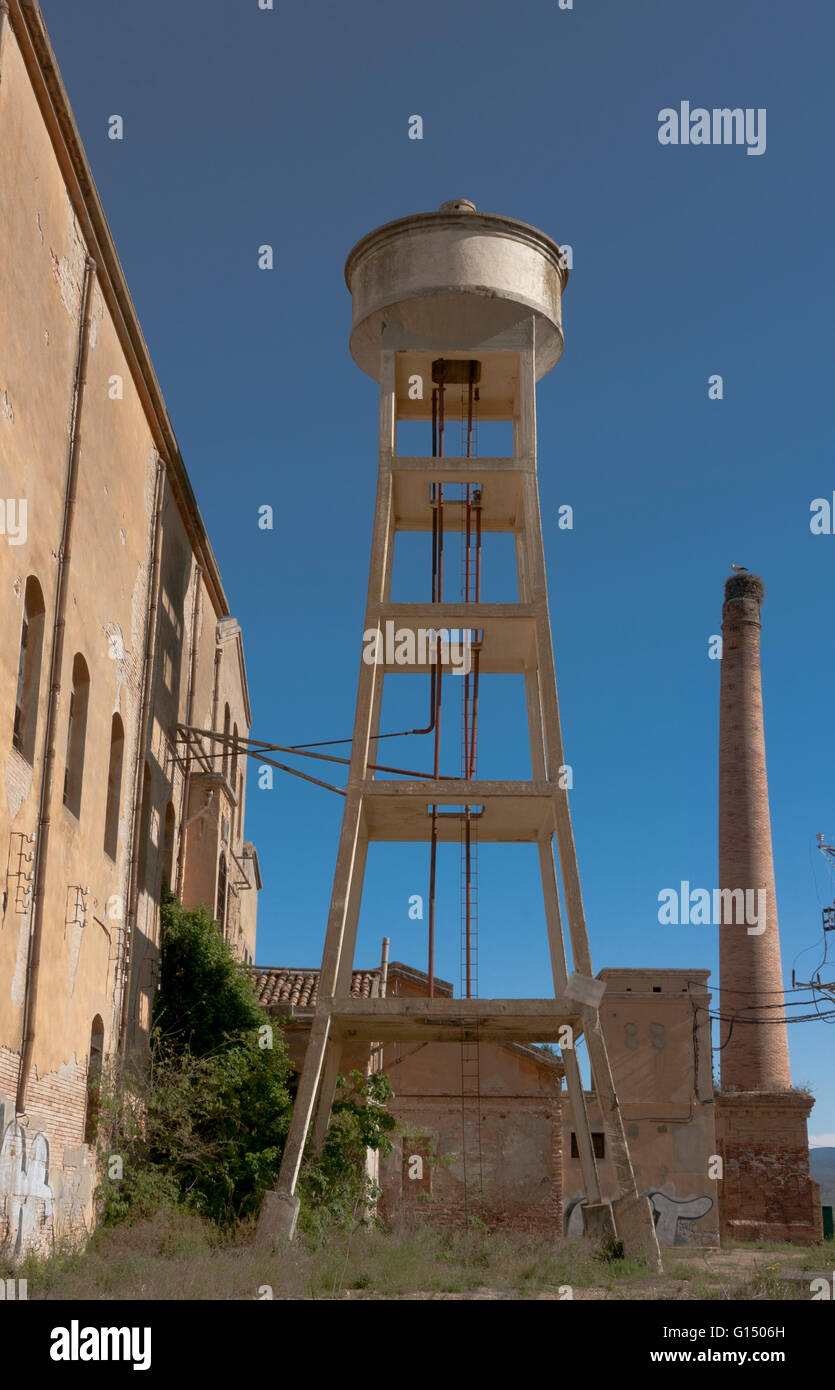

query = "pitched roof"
[[249, 964, 563, 1072], [251, 966, 381, 1010]]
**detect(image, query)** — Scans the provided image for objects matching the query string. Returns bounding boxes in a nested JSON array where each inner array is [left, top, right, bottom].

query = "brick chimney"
[[718, 571, 791, 1091], [714, 572, 821, 1244]]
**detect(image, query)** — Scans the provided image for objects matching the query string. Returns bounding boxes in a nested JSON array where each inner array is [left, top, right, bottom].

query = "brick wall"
[[715, 1091, 822, 1244], [379, 1094, 563, 1234], [0, 1045, 95, 1256]]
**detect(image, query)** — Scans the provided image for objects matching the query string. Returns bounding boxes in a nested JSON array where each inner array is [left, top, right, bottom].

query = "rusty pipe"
[[427, 372, 446, 999]]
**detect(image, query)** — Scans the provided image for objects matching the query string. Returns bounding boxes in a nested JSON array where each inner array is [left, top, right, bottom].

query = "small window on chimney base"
[[652, 986, 661, 993]]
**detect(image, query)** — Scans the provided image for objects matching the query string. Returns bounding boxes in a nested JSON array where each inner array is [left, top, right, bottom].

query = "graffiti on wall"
[[565, 1184, 714, 1246], [0, 1102, 55, 1256]]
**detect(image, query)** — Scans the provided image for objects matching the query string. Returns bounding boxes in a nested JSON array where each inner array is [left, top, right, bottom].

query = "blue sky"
[[41, 0, 835, 1136]]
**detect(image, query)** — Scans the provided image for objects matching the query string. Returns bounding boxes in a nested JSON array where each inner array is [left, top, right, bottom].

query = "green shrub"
[[297, 1070, 395, 1243], [153, 893, 268, 1053], [95, 892, 395, 1237]]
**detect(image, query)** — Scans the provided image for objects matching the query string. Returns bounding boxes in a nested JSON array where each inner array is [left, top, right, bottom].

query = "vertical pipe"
[[428, 633, 442, 999], [427, 363, 445, 998], [463, 364, 475, 995], [17, 256, 98, 1113], [463, 487, 471, 776], [465, 810, 472, 997], [475, 500, 482, 602], [468, 503, 482, 779], [380, 937, 390, 998]]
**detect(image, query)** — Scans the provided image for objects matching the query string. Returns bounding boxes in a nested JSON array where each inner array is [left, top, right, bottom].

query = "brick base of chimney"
[[715, 1092, 822, 1245]]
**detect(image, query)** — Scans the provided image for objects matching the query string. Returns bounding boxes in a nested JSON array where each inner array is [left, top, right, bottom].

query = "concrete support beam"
[[612, 1193, 664, 1272], [581, 1201, 617, 1244], [255, 1190, 301, 1247]]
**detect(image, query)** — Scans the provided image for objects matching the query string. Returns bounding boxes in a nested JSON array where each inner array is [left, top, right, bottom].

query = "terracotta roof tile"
[[250, 966, 381, 1010]]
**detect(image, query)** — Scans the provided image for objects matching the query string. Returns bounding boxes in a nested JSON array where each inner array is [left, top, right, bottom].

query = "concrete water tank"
[[345, 200, 569, 383]]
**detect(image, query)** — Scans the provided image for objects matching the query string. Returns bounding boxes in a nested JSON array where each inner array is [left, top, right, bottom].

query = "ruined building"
[[255, 958, 721, 1245], [0, 0, 260, 1256]]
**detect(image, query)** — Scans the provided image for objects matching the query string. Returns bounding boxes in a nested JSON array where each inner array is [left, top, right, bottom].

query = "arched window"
[[12, 576, 46, 764], [161, 802, 176, 892], [103, 713, 124, 859], [222, 703, 230, 779], [63, 653, 90, 818], [83, 1015, 104, 1145], [216, 852, 227, 933]]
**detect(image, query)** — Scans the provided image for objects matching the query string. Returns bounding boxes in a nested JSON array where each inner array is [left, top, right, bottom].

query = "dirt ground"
[[341, 1245, 831, 1300]]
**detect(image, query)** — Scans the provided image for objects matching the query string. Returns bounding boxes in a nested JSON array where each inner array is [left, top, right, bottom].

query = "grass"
[[5, 1211, 833, 1301]]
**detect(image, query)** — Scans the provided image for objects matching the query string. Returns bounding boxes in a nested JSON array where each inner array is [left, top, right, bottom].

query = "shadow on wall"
[[0, 1099, 55, 1258], [565, 1185, 714, 1246]]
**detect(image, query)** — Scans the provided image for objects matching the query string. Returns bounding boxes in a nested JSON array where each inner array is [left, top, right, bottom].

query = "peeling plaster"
[[11, 914, 29, 1009], [89, 283, 104, 349], [56, 1055, 80, 1082], [5, 748, 33, 821], [67, 921, 84, 997]]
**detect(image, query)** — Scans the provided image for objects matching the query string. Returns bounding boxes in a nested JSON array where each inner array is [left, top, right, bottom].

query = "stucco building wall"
[[0, 1, 259, 1256]]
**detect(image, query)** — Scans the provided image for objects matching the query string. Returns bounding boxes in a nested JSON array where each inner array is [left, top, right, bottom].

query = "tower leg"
[[537, 837, 604, 1213], [311, 1039, 344, 1151], [311, 825, 371, 1148], [256, 797, 367, 1245], [516, 384, 661, 1267], [256, 1012, 331, 1245], [256, 366, 392, 1247]]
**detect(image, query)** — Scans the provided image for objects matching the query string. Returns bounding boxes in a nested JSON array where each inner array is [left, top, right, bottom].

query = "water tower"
[[257, 200, 660, 1263]]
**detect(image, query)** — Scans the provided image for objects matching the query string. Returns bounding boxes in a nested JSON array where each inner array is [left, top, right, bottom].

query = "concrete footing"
[[612, 1193, 663, 1271], [581, 1200, 617, 1243], [255, 1190, 300, 1247]]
